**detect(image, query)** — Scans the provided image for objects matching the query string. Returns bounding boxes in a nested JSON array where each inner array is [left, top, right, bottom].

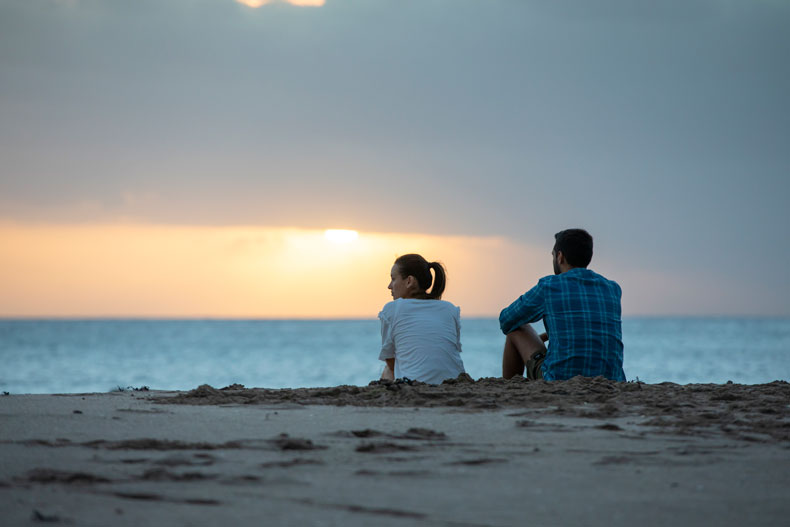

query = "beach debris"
[[287, 497, 427, 519], [260, 458, 325, 468], [229, 475, 262, 482], [111, 491, 221, 506], [115, 407, 169, 414], [137, 468, 216, 481], [154, 454, 216, 467], [514, 420, 570, 432], [447, 457, 507, 466], [187, 384, 223, 397], [440, 372, 475, 384], [593, 455, 634, 465], [355, 442, 418, 453], [154, 379, 790, 443], [392, 428, 447, 440], [350, 429, 384, 438], [356, 469, 431, 477], [335, 428, 445, 441], [111, 385, 149, 393], [183, 498, 221, 505], [8, 437, 289, 451], [595, 423, 624, 431], [31, 509, 64, 523], [268, 433, 327, 451], [368, 377, 425, 387], [83, 438, 250, 451], [23, 468, 110, 484], [112, 491, 163, 501]]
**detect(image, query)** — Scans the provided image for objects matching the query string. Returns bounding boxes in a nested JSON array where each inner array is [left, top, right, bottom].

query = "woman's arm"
[[379, 305, 396, 380], [381, 358, 395, 380]]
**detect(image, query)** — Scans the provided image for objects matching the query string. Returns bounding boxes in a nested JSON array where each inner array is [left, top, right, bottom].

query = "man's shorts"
[[526, 351, 545, 381]]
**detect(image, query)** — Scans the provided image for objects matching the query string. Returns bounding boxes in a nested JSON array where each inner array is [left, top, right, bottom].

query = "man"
[[499, 229, 625, 381]]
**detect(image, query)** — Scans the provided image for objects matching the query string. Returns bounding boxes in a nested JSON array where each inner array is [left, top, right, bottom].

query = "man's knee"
[[508, 325, 545, 350]]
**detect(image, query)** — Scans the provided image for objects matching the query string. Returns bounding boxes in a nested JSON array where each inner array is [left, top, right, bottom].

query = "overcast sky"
[[1, 0, 789, 315]]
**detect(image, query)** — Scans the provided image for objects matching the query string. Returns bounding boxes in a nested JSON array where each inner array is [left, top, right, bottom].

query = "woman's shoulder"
[[430, 299, 459, 310], [407, 298, 460, 316], [378, 300, 399, 319], [381, 298, 460, 315], [435, 299, 461, 317]]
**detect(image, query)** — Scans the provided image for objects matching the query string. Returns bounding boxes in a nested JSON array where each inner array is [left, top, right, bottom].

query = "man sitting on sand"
[[499, 228, 625, 381]]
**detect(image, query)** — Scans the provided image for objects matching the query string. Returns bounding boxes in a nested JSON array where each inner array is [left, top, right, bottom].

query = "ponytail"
[[393, 254, 447, 300], [426, 261, 446, 299]]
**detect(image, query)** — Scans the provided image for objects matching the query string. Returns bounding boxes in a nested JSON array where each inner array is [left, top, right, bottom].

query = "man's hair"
[[553, 229, 593, 268]]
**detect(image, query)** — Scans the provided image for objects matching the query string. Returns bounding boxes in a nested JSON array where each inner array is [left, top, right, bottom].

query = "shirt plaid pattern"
[[499, 268, 625, 381]]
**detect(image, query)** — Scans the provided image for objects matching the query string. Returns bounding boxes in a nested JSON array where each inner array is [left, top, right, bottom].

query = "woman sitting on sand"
[[378, 254, 466, 384]]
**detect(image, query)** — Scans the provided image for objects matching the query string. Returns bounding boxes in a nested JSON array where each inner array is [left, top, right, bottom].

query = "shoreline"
[[1, 378, 789, 525]]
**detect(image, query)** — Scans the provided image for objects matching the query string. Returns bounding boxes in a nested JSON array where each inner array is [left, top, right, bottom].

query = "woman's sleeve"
[[378, 306, 396, 361]]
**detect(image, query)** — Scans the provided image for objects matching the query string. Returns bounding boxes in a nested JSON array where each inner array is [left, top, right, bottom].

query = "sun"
[[324, 229, 359, 244]]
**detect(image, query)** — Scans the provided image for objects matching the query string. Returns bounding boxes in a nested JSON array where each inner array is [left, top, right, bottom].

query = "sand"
[[1, 376, 789, 526]]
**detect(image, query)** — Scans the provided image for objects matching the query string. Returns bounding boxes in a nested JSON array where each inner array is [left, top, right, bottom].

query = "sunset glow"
[[0, 223, 547, 318], [324, 229, 359, 244]]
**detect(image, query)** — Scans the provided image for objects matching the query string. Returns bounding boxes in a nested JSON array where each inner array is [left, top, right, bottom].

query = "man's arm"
[[499, 281, 546, 335]]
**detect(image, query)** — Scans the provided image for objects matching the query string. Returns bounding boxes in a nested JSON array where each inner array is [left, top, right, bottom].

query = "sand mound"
[[155, 376, 790, 442]]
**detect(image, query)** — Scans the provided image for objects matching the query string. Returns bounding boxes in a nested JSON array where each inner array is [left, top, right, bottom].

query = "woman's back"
[[379, 298, 465, 384]]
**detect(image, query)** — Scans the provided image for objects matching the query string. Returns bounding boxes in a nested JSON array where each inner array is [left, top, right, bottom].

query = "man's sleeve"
[[499, 281, 545, 335]]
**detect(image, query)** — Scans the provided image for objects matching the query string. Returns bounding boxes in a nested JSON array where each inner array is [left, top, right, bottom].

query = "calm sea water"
[[1, 318, 788, 394]]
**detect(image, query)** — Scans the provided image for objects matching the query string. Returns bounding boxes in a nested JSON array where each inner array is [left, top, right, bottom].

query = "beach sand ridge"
[[158, 376, 790, 443]]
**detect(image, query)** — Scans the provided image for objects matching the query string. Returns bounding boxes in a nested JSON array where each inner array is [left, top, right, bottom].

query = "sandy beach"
[[1, 376, 789, 526]]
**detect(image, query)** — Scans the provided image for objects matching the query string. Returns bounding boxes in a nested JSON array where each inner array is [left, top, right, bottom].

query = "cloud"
[[235, 0, 325, 7], [2, 0, 788, 316]]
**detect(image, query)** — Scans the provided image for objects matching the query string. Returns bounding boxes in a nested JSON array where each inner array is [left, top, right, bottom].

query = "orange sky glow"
[[0, 223, 547, 318]]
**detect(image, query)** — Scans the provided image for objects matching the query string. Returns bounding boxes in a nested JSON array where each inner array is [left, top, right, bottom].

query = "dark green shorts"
[[526, 351, 545, 381]]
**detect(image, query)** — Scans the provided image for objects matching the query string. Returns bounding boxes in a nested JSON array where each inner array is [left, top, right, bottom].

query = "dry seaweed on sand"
[[154, 376, 790, 443]]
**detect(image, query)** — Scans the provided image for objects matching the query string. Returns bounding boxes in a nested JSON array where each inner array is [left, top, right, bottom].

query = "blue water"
[[1, 318, 788, 394]]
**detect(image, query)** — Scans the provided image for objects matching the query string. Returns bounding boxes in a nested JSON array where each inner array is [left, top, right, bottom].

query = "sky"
[[1, 0, 789, 317]]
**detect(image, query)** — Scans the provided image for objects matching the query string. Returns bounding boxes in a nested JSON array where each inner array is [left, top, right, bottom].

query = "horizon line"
[[1, 314, 788, 321]]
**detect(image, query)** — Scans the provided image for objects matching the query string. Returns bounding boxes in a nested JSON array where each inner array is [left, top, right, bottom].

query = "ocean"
[[1, 318, 788, 394]]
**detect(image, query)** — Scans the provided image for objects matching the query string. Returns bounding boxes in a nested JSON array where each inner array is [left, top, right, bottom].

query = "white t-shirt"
[[378, 298, 465, 384]]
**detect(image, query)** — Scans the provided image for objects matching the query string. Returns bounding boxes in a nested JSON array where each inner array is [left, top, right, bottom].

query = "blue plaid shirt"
[[500, 268, 625, 381]]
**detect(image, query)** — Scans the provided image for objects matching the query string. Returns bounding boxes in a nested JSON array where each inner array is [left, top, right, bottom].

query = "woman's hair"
[[394, 254, 446, 300]]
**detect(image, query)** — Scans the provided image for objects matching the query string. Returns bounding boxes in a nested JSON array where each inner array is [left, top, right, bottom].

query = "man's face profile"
[[552, 249, 561, 275]]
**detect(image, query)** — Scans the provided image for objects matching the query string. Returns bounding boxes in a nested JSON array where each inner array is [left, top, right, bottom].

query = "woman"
[[378, 254, 466, 384]]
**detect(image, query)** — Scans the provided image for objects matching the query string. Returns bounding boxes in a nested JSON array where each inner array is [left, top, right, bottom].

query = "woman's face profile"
[[388, 264, 412, 300]]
